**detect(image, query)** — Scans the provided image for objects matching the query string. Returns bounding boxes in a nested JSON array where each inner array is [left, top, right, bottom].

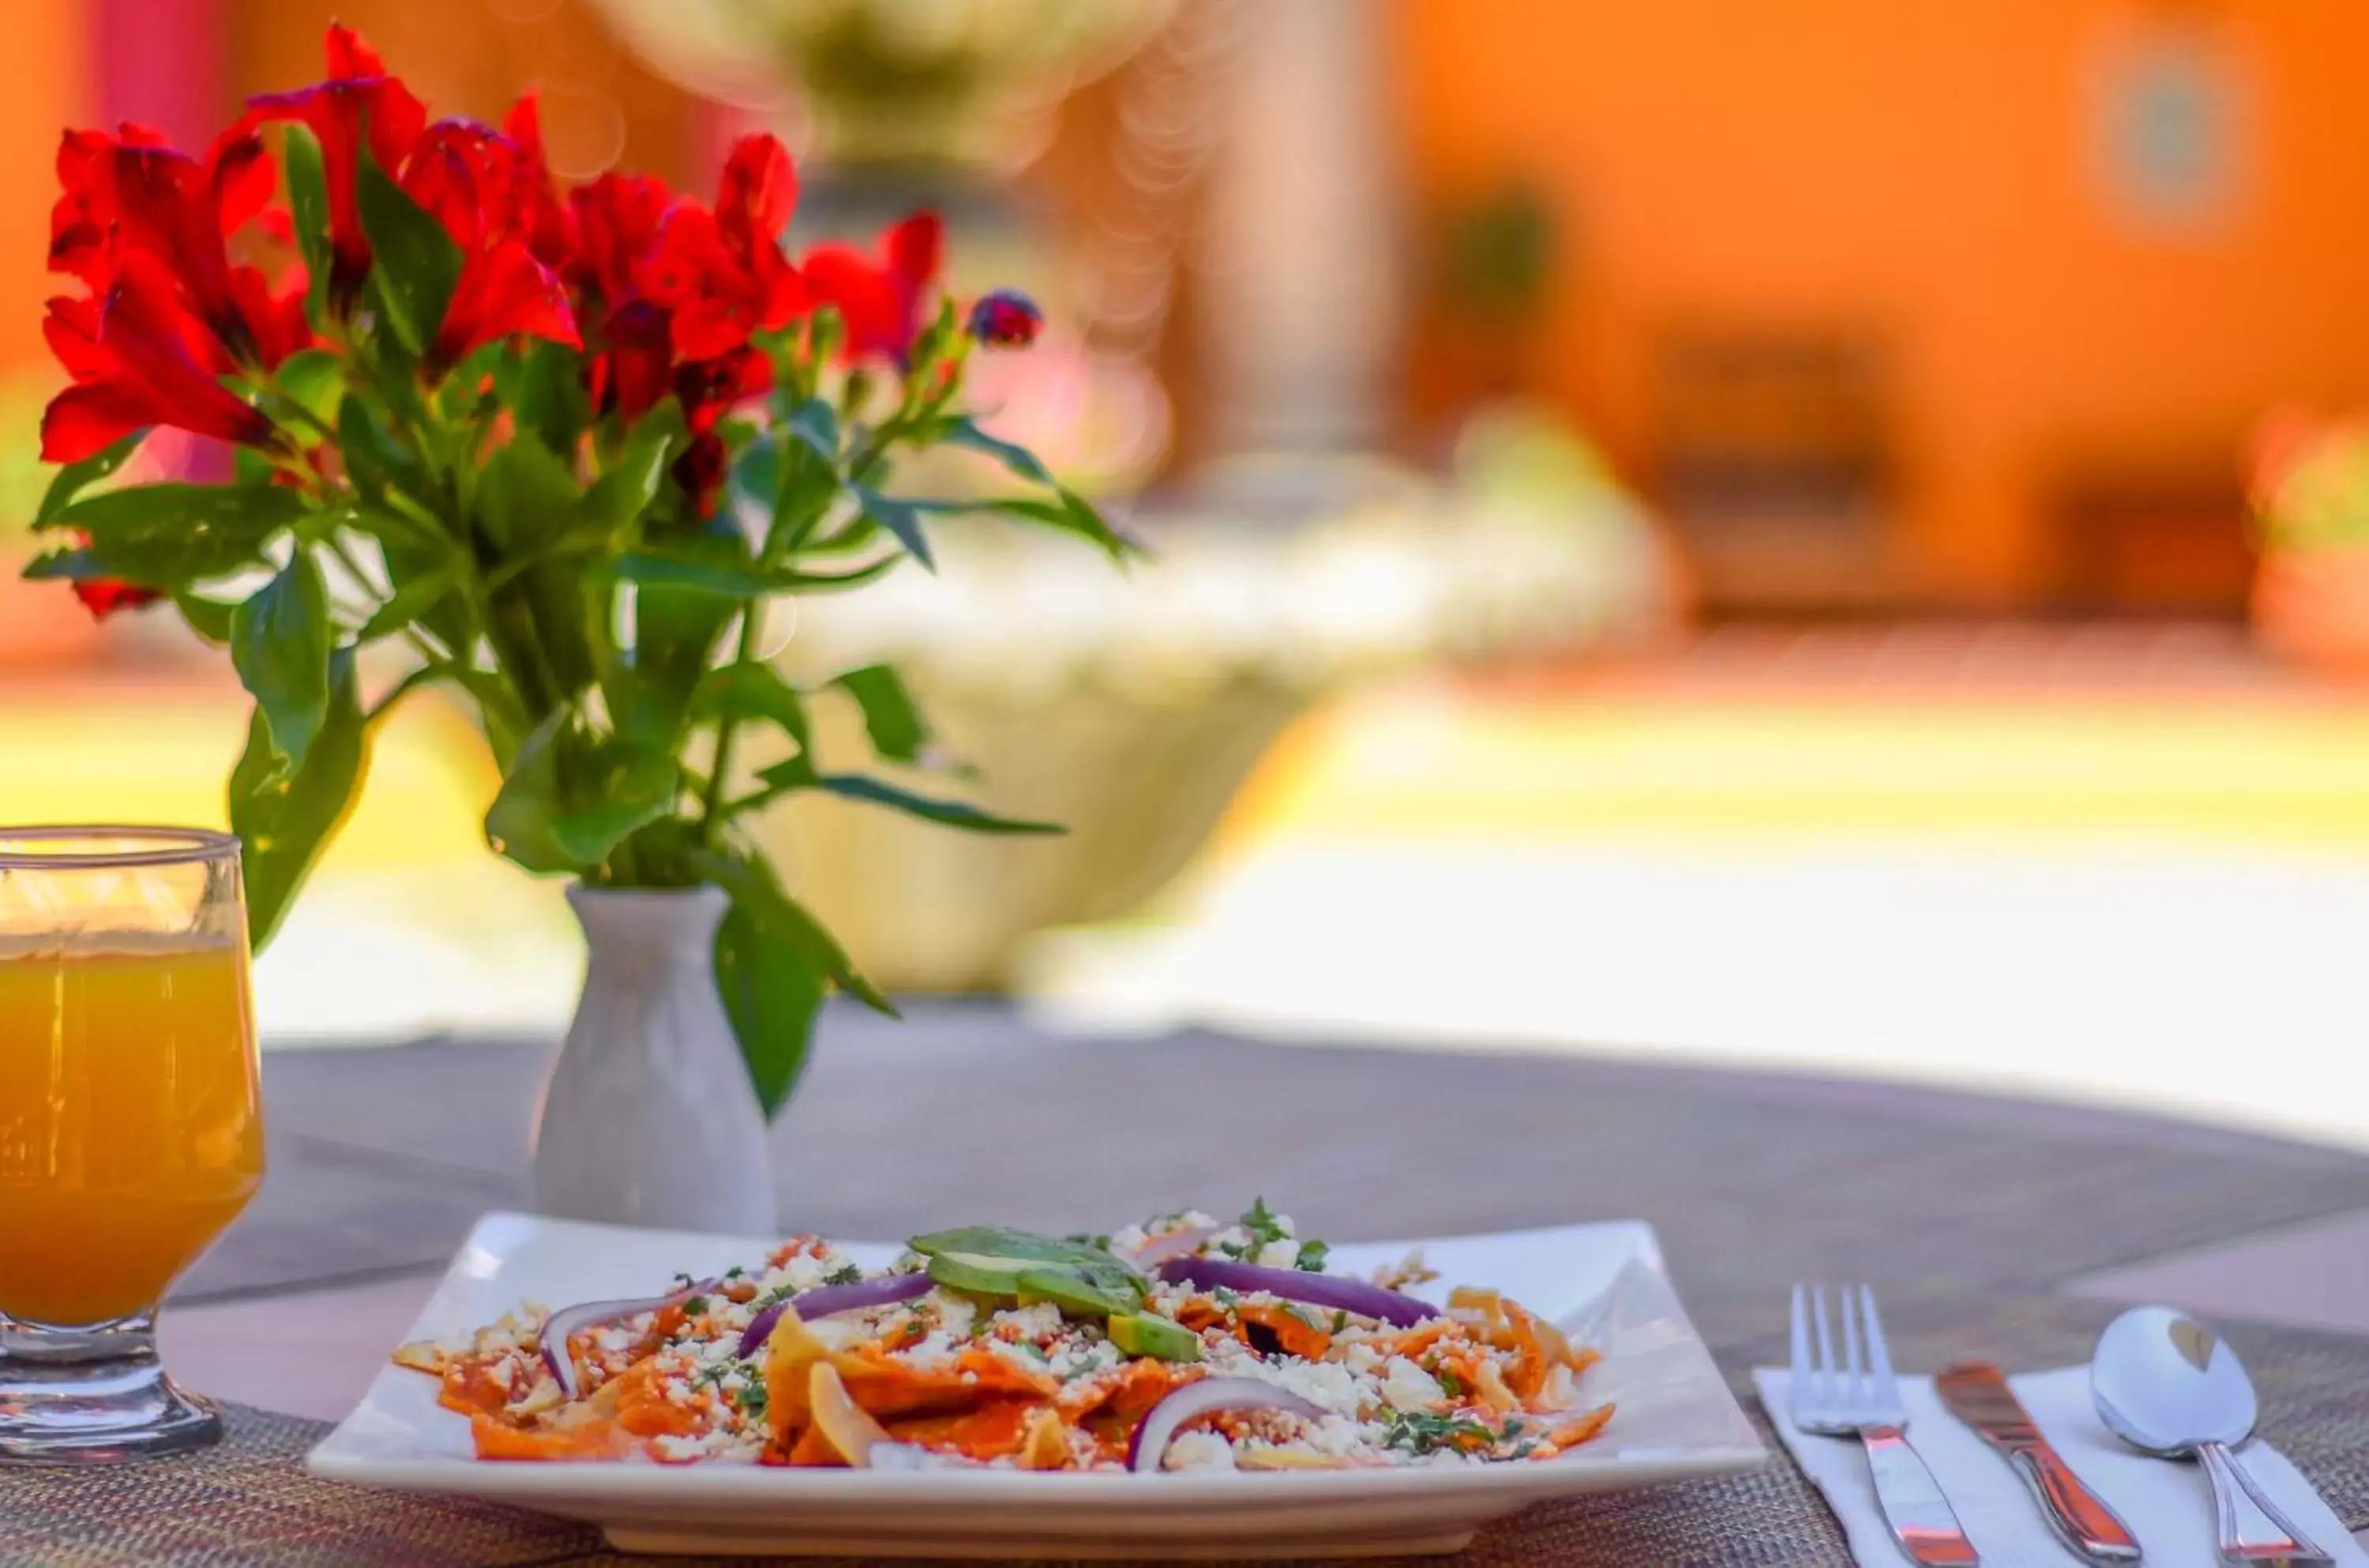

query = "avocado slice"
[[1108, 1312, 1203, 1363], [925, 1251, 1030, 1298], [910, 1228, 1148, 1317], [1016, 1265, 1141, 1318]]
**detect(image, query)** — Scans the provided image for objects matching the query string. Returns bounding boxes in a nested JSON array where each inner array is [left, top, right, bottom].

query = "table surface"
[[28, 1006, 2369, 1564]]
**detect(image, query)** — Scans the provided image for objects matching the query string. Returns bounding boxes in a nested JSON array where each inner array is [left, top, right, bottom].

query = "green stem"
[[698, 610, 764, 847]]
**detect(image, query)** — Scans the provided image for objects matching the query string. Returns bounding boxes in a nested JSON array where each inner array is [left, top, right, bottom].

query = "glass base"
[[0, 1311, 223, 1465]]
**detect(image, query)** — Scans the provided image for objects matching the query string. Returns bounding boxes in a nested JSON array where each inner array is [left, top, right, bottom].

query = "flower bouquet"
[[24, 25, 1124, 1206]]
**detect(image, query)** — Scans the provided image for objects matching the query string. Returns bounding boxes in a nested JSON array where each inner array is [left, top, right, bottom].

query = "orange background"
[[1396, 0, 2369, 606]]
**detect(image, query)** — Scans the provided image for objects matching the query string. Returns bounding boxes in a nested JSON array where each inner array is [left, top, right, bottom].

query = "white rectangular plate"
[[307, 1212, 1765, 1559]]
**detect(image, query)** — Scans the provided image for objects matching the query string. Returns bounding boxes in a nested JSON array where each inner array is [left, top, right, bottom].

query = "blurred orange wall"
[[0, 2, 86, 369], [1398, 0, 2369, 605]]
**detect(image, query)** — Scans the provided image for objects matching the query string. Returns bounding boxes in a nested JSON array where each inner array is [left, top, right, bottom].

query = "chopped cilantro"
[[1503, 1417, 1523, 1436], [1331, 1310, 1350, 1334], [1238, 1197, 1290, 1249], [723, 1266, 745, 1281], [1294, 1239, 1331, 1272], [669, 1272, 695, 1291], [695, 1363, 730, 1387], [756, 1284, 796, 1308], [1380, 1409, 1494, 1456], [1435, 1367, 1467, 1397], [822, 1263, 862, 1285], [681, 1296, 709, 1315], [1064, 1232, 1114, 1251], [735, 1382, 768, 1420], [1510, 1441, 1540, 1460], [1211, 1285, 1241, 1310]]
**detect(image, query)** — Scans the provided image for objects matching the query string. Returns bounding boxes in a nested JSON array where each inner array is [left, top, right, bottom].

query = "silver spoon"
[[2090, 1305, 2332, 1564]]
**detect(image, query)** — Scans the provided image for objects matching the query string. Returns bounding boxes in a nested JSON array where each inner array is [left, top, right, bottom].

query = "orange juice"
[[0, 941, 263, 1326]]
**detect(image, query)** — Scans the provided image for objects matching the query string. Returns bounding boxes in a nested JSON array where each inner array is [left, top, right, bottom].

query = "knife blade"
[[1936, 1361, 2143, 1563]]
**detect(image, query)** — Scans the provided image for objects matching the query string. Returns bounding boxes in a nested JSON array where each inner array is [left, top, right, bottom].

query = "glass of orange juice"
[[0, 827, 263, 1463]]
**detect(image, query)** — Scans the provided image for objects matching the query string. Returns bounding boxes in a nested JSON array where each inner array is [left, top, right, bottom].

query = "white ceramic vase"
[[531, 884, 777, 1233]]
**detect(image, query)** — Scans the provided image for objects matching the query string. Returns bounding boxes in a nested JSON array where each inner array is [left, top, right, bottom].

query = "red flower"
[[71, 576, 167, 619], [569, 171, 670, 308], [40, 255, 283, 463], [48, 122, 285, 367], [427, 237, 580, 375], [65, 527, 167, 620], [670, 344, 772, 515], [590, 298, 674, 422], [501, 96, 575, 269], [401, 120, 529, 253], [800, 211, 941, 363], [249, 24, 426, 313], [643, 135, 805, 361]]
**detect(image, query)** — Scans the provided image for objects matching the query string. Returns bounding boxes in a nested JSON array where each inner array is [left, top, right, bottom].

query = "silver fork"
[[1790, 1284, 1980, 1566]]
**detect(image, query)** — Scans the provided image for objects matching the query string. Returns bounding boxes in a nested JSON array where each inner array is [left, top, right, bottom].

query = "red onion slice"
[[1155, 1258, 1436, 1330], [539, 1280, 714, 1399], [1126, 1377, 1327, 1472], [1126, 1223, 1217, 1269], [734, 1274, 933, 1360]]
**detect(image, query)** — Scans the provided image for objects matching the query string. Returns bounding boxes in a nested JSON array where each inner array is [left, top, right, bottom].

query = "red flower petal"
[[426, 238, 580, 376], [71, 578, 167, 620]]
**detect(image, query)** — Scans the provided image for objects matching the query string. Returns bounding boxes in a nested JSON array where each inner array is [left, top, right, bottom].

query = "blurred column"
[[95, 0, 226, 145], [1195, 0, 1404, 478]]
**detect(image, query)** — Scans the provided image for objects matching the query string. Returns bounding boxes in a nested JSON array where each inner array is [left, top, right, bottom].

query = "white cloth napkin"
[[1755, 1366, 2364, 1567]]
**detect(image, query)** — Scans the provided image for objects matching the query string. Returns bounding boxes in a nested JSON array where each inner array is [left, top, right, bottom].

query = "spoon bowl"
[[2089, 1305, 2331, 1565], [2090, 1304, 2258, 1454]]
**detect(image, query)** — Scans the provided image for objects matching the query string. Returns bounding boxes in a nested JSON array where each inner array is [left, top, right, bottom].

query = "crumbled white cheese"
[[651, 1433, 706, 1461], [1255, 1238, 1303, 1270], [1162, 1430, 1237, 1472], [997, 1301, 1064, 1340], [1237, 1354, 1361, 1417], [592, 1327, 631, 1353], [1382, 1357, 1445, 1412], [926, 1289, 976, 1340]]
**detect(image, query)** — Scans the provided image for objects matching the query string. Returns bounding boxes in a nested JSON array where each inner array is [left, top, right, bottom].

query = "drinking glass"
[[0, 827, 263, 1463]]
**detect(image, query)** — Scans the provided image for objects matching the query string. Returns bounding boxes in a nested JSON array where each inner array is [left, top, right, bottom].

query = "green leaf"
[[280, 123, 332, 323], [336, 393, 426, 508], [357, 152, 463, 356], [497, 338, 590, 459], [924, 490, 1136, 562], [174, 591, 238, 646], [780, 769, 1061, 835], [940, 415, 1053, 486], [36, 431, 145, 525], [784, 397, 840, 464], [482, 711, 681, 874], [231, 554, 334, 773], [830, 664, 929, 763], [272, 347, 345, 426], [692, 663, 810, 752], [609, 547, 898, 598], [687, 846, 894, 1015], [583, 401, 685, 538], [356, 568, 457, 643], [850, 486, 935, 569], [34, 483, 306, 586], [475, 435, 583, 554], [231, 648, 370, 951], [713, 898, 828, 1117]]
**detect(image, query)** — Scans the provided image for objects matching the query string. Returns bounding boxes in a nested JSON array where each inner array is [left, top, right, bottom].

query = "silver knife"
[[1937, 1360, 2143, 1563]]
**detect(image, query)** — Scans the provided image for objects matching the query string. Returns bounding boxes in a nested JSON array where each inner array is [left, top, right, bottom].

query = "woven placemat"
[[6, 1296, 2363, 1568], [0, 1403, 598, 1568]]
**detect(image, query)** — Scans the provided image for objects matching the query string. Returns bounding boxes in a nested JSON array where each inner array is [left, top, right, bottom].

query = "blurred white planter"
[[531, 886, 775, 1232], [753, 472, 1674, 990]]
